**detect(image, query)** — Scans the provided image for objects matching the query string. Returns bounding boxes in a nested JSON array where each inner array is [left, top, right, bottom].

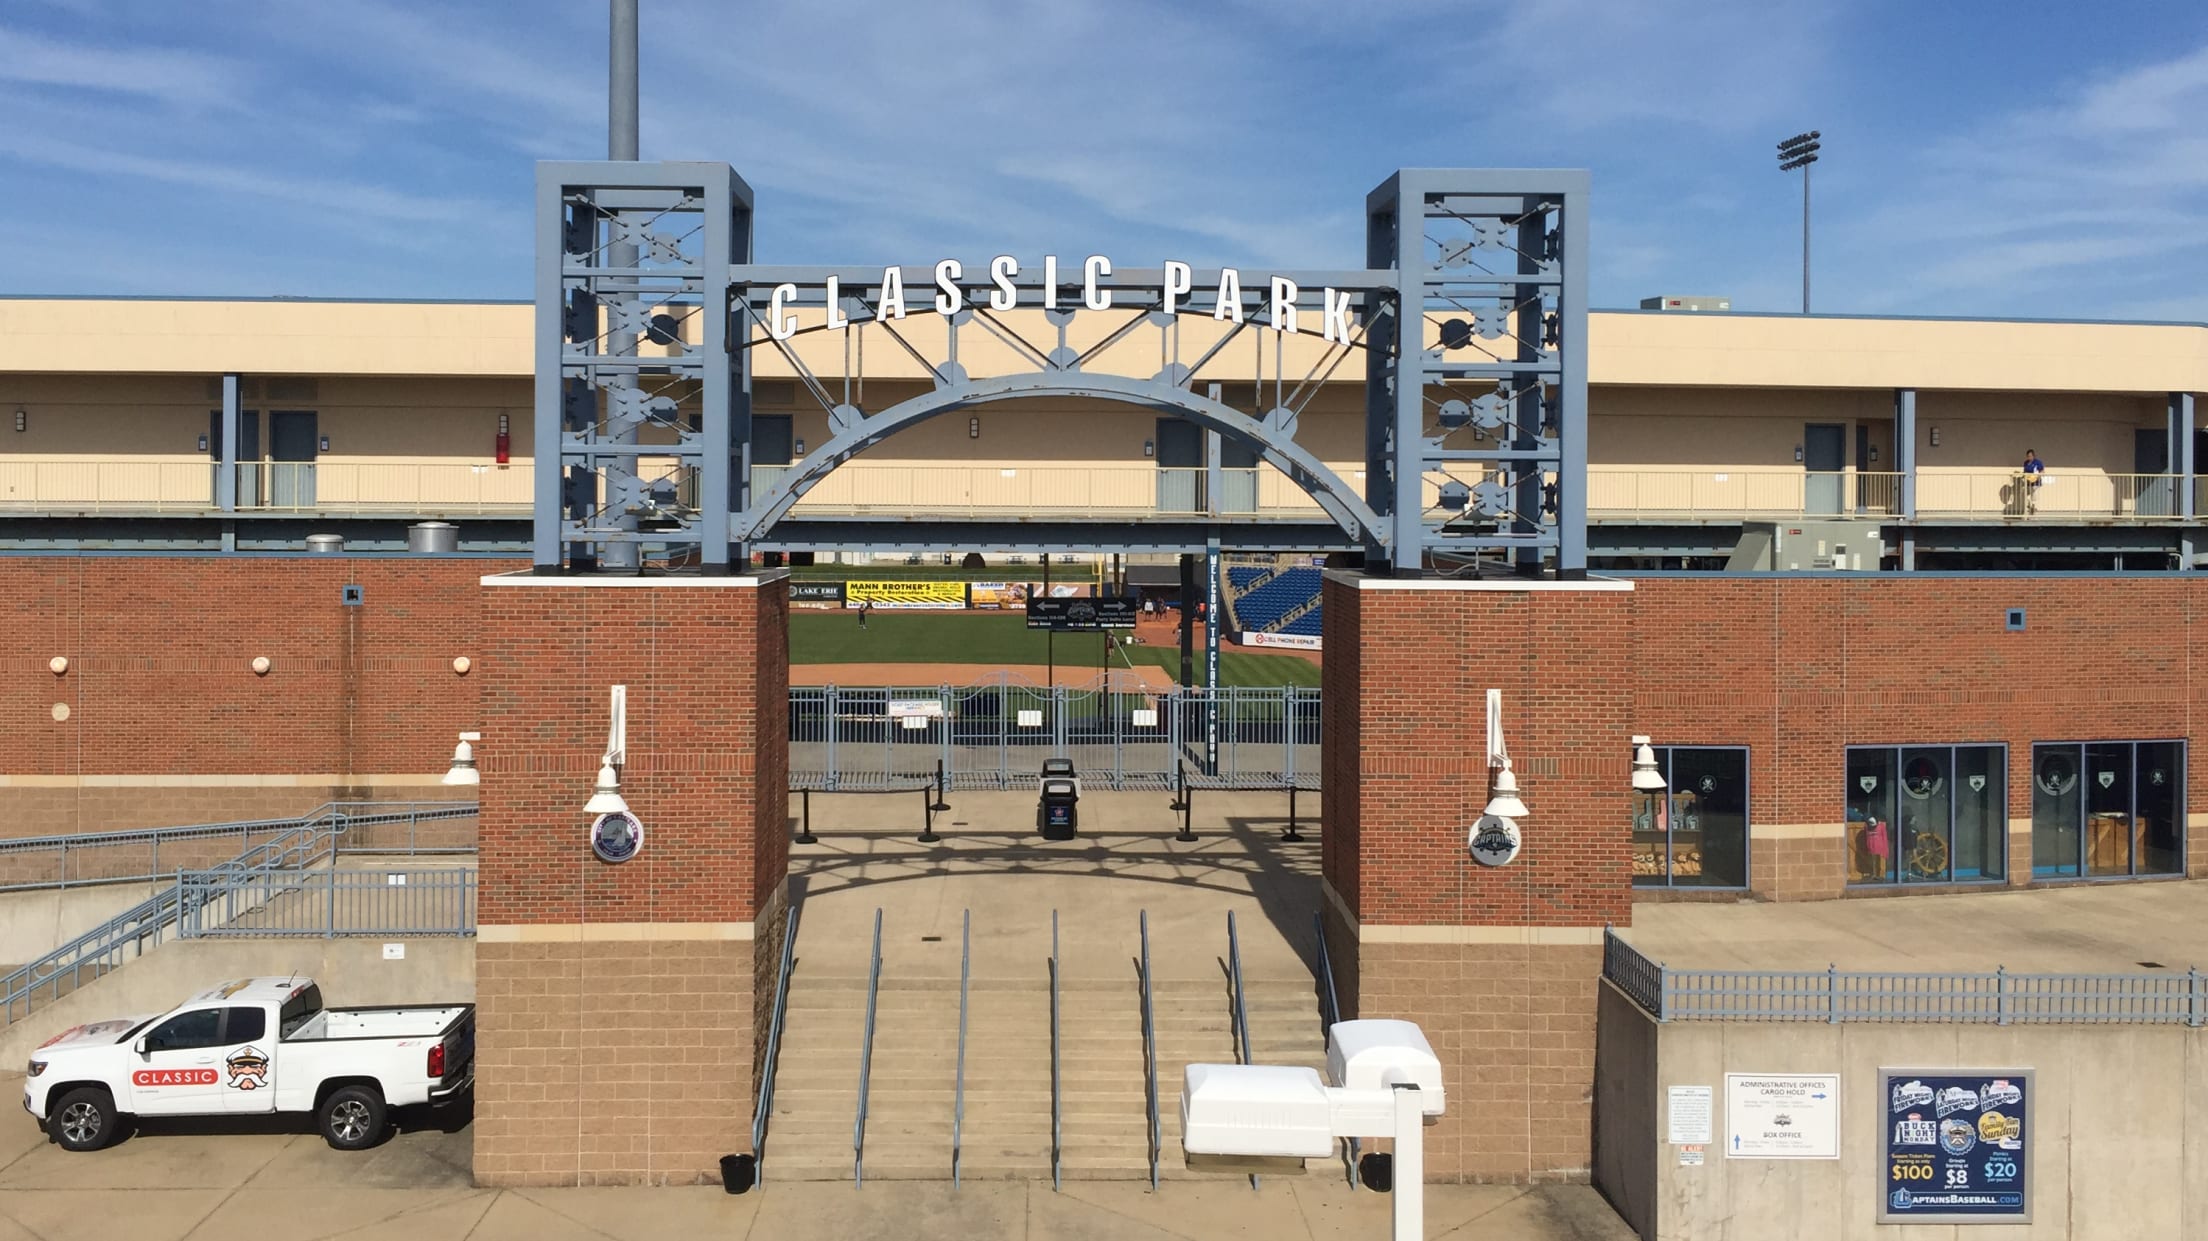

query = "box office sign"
[[1725, 1073, 1840, 1159], [1879, 1069, 2030, 1224], [845, 580, 965, 610]]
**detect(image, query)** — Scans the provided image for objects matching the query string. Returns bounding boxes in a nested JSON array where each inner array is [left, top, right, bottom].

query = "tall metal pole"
[[609, 0, 638, 161], [601, 0, 643, 570], [1801, 160, 1811, 315]]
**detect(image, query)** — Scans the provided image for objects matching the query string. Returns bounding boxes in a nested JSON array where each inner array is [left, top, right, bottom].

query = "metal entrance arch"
[[533, 161, 1588, 575], [734, 371, 1379, 548]]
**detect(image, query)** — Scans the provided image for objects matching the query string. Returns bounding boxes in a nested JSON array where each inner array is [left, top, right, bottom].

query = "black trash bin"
[[1038, 777, 1079, 840], [719, 1153, 755, 1194]]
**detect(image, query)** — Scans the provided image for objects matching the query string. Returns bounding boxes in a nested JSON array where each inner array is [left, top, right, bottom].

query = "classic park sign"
[[762, 257, 1360, 343]]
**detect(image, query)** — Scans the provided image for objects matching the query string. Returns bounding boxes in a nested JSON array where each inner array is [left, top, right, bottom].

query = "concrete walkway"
[[0, 1113, 1630, 1240], [1624, 874, 2208, 972]]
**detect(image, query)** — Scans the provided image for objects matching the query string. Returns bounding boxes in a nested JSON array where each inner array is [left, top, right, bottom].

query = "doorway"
[[2135, 428, 2174, 516], [1154, 417, 1201, 513], [207, 410, 261, 508], [1803, 423, 1844, 515], [268, 411, 319, 508]]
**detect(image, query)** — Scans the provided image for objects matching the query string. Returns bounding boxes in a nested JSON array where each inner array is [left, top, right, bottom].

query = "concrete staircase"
[[1056, 980, 1151, 1179], [757, 928, 1330, 1185], [760, 972, 869, 1180]]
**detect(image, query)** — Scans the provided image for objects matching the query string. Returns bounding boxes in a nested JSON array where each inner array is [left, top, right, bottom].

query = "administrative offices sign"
[[1880, 1069, 2030, 1224], [1725, 1074, 1840, 1159]]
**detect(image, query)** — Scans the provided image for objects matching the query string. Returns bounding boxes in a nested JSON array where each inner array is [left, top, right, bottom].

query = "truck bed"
[[283, 1005, 470, 1042]]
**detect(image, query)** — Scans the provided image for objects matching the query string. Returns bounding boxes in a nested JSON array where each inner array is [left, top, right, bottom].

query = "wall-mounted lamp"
[[968, 416, 981, 439], [584, 685, 630, 816], [12, 409, 23, 433], [1867, 445, 1879, 464], [198, 434, 211, 453], [794, 437, 806, 457], [250, 656, 272, 676], [1470, 690, 1528, 867], [1143, 438, 1156, 458], [318, 435, 331, 453], [1929, 426, 1941, 448], [1793, 444, 1805, 463], [1630, 736, 1666, 793], [442, 731, 481, 786]]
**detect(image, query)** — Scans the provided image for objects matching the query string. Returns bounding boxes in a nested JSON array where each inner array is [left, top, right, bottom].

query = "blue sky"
[[4, 0, 2207, 319]]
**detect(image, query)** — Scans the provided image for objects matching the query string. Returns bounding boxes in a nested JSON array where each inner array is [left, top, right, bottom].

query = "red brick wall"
[[1627, 576, 2208, 879], [1322, 581, 1635, 928], [476, 577, 788, 927], [0, 556, 505, 830]]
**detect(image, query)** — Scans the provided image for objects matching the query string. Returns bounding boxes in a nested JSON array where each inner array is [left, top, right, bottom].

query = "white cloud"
[[0, 22, 242, 108]]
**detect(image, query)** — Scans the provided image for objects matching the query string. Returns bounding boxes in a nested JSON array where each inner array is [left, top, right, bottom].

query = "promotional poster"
[[1880, 1069, 2030, 1223]]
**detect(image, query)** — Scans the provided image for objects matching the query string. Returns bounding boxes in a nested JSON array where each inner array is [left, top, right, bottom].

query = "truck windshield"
[[278, 984, 325, 1039]]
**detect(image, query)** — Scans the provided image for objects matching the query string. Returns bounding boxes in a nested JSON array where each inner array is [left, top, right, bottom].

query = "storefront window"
[[1846, 745, 2005, 884], [1631, 746, 1748, 888], [2033, 741, 2185, 878]]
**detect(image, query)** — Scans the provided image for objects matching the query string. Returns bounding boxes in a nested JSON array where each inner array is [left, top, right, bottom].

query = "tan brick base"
[[474, 933, 757, 1187], [1747, 826, 1847, 901], [0, 784, 454, 836], [1324, 917, 1601, 1184]]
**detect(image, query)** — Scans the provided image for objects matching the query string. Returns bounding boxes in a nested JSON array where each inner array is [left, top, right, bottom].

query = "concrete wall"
[[0, 935, 475, 1068], [0, 883, 164, 968], [1595, 1003, 2208, 1240]]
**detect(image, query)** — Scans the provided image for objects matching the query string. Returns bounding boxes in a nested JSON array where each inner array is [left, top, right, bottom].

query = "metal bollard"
[[794, 789, 819, 845], [1280, 784, 1305, 841]]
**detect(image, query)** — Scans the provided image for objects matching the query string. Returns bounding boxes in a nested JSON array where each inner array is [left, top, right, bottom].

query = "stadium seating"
[[1226, 565, 1322, 636]]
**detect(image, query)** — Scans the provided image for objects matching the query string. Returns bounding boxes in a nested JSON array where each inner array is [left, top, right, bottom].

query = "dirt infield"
[[789, 662, 1180, 690]]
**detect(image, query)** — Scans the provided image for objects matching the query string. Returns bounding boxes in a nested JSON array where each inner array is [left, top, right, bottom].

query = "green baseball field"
[[787, 612, 1321, 688]]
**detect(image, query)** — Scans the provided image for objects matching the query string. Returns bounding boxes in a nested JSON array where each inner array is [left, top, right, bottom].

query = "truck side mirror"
[[133, 1037, 150, 1058]]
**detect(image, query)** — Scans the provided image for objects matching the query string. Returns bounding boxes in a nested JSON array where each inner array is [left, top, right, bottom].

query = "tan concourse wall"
[[1594, 984, 2208, 1240]]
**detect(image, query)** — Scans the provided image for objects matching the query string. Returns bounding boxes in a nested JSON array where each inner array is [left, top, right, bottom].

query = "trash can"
[[718, 1153, 755, 1194], [1038, 777, 1079, 840]]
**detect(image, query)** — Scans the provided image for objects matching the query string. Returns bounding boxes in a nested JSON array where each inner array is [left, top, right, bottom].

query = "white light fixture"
[[968, 415, 980, 439], [582, 685, 630, 816], [584, 762, 628, 815], [1630, 735, 1667, 793], [1929, 426, 1941, 448], [1483, 762, 1529, 820], [1481, 689, 1530, 820], [442, 731, 481, 786]]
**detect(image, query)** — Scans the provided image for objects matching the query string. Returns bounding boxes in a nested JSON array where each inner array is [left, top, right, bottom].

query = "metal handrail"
[[854, 907, 883, 1186], [1139, 910, 1159, 1191], [1601, 927, 2208, 1026], [0, 885, 179, 1024], [1050, 908, 1063, 1191], [953, 908, 970, 1188], [1311, 911, 1356, 1190], [750, 903, 801, 1185], [0, 801, 475, 1024], [1226, 911, 1258, 1190], [0, 800, 477, 893], [174, 866, 474, 939]]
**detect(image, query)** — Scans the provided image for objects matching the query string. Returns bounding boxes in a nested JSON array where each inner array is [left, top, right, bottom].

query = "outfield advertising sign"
[[1879, 1069, 2030, 1223], [789, 582, 844, 602], [968, 582, 1030, 610], [844, 580, 966, 610]]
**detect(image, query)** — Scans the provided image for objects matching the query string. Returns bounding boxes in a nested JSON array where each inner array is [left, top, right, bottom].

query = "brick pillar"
[[1317, 571, 1633, 1183], [471, 571, 789, 1187]]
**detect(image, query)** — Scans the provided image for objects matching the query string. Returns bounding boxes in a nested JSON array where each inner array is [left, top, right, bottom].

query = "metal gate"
[[787, 684, 1320, 791]]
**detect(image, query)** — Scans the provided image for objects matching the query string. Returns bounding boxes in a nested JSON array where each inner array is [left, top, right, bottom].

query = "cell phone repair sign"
[[1879, 1070, 2030, 1224], [1725, 1073, 1840, 1159]]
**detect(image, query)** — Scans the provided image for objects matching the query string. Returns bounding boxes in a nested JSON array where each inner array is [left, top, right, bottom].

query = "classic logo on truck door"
[[133, 1069, 219, 1086], [225, 1046, 269, 1090]]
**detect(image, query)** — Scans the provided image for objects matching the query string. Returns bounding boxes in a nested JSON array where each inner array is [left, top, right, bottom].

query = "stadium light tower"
[[1776, 130, 1821, 314]]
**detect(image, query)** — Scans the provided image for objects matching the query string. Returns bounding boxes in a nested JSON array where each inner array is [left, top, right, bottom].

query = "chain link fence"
[[789, 685, 1320, 790]]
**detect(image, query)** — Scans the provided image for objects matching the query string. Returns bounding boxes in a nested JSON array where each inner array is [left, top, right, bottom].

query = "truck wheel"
[[48, 1088, 116, 1152], [318, 1085, 387, 1151]]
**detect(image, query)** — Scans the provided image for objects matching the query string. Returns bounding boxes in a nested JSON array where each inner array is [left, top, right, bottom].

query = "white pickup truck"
[[23, 976, 474, 1152]]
